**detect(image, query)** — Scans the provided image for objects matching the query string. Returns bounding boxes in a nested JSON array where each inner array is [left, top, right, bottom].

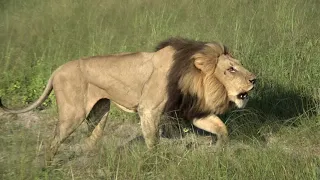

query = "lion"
[[0, 37, 256, 163]]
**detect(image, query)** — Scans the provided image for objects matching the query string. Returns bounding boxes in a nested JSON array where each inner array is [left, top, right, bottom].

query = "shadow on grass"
[[248, 79, 318, 122], [224, 79, 319, 141]]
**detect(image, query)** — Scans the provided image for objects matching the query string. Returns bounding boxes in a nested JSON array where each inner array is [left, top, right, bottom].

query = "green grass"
[[0, 0, 319, 179]]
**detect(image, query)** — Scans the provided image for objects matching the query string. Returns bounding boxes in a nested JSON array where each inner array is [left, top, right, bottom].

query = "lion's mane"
[[156, 38, 231, 120]]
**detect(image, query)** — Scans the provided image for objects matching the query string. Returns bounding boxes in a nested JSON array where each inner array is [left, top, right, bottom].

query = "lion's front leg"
[[192, 115, 228, 147], [138, 109, 162, 149]]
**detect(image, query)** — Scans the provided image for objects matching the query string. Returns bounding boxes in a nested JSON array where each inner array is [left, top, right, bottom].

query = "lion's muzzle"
[[237, 77, 256, 100], [249, 78, 256, 85]]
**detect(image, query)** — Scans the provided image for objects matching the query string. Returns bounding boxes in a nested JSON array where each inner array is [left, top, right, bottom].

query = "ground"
[[0, 107, 319, 179]]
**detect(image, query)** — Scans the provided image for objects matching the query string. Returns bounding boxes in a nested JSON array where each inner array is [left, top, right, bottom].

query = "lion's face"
[[214, 55, 256, 108]]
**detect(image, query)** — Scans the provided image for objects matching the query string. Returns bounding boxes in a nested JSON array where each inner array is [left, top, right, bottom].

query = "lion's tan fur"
[[0, 38, 256, 164]]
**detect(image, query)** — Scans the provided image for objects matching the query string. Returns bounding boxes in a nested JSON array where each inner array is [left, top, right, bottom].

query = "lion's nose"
[[249, 78, 256, 85]]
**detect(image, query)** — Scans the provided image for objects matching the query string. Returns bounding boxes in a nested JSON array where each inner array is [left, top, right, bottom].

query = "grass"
[[0, 0, 319, 179]]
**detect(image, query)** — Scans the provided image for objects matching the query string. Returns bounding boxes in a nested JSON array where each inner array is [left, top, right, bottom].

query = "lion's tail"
[[0, 75, 54, 114]]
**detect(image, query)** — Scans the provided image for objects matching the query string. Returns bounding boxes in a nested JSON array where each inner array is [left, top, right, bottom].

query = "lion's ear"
[[193, 54, 207, 71], [193, 52, 218, 73]]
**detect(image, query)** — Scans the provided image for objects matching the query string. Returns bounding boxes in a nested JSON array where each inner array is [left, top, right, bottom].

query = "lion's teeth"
[[238, 92, 248, 99]]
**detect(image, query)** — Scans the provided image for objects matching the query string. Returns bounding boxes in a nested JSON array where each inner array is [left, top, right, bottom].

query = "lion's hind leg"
[[192, 115, 228, 148], [46, 103, 87, 165], [85, 98, 110, 148], [46, 70, 89, 165]]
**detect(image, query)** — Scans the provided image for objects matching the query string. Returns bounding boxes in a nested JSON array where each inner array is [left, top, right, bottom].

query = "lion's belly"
[[92, 80, 143, 108], [86, 82, 140, 111]]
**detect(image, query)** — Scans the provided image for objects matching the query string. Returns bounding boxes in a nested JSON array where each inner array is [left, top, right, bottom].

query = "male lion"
[[0, 38, 256, 163]]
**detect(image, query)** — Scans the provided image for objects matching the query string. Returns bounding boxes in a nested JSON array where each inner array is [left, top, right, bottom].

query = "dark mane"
[[156, 37, 228, 121], [155, 37, 229, 55], [167, 40, 206, 120], [155, 37, 206, 52]]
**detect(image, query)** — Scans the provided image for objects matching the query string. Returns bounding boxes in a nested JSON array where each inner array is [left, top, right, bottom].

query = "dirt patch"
[[0, 109, 144, 167]]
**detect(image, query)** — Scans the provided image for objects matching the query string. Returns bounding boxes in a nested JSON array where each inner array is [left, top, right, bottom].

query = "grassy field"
[[0, 0, 319, 179]]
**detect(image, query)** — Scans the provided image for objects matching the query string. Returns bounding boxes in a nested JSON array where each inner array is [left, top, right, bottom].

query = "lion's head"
[[157, 38, 256, 120], [213, 53, 256, 109]]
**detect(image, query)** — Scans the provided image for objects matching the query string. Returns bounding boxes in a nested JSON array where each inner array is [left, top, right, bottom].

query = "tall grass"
[[0, 0, 319, 179]]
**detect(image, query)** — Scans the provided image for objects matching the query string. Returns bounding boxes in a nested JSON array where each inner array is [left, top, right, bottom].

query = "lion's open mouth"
[[237, 92, 249, 100]]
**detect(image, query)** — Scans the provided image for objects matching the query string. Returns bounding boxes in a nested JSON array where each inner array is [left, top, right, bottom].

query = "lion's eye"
[[228, 67, 236, 73]]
